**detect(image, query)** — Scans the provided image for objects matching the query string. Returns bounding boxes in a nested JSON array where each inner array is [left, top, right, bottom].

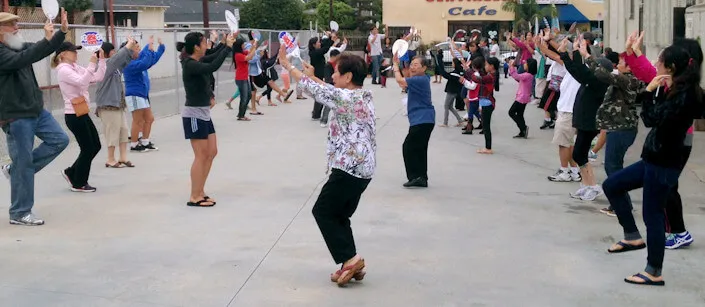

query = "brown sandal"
[[336, 258, 365, 286], [105, 162, 124, 168], [330, 268, 366, 282], [119, 161, 135, 168]]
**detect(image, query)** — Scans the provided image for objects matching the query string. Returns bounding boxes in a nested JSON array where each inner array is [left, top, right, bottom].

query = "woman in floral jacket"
[[278, 46, 375, 287]]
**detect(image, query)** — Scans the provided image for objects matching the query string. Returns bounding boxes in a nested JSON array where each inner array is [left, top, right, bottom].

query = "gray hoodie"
[[95, 47, 133, 108]]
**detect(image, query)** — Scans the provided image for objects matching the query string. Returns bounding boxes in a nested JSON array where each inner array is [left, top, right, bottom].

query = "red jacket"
[[469, 70, 496, 105]]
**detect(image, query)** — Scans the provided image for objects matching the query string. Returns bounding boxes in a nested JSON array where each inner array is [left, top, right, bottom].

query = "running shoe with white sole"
[[71, 184, 97, 193], [61, 169, 73, 187], [548, 169, 572, 182], [570, 185, 589, 199], [570, 170, 582, 182], [580, 186, 603, 201], [1, 164, 10, 180], [600, 207, 616, 217], [10, 213, 44, 226], [143, 142, 159, 151], [665, 232, 694, 249]]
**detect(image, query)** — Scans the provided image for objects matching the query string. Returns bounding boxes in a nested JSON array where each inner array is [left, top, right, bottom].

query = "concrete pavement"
[[0, 77, 704, 306]]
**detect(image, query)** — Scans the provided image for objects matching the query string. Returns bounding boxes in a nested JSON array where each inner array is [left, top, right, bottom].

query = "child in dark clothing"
[[434, 49, 444, 83], [380, 59, 392, 88], [503, 58, 510, 78]]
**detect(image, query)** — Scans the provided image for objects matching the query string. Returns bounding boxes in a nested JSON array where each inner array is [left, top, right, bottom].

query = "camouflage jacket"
[[592, 66, 645, 131]]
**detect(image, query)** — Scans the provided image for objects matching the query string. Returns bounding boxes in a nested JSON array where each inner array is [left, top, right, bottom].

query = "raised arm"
[[509, 63, 532, 82], [201, 43, 225, 63], [90, 58, 107, 83], [184, 46, 232, 75], [392, 55, 407, 88], [0, 31, 65, 72], [149, 43, 166, 68]]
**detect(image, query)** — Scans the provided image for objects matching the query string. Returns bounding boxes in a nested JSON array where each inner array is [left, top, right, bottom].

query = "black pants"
[[64, 114, 101, 188], [572, 129, 600, 167], [482, 105, 494, 149], [666, 146, 692, 234], [262, 85, 273, 101], [454, 92, 464, 111], [508, 101, 527, 132], [312, 100, 324, 119], [312, 169, 371, 264], [403, 123, 434, 181]]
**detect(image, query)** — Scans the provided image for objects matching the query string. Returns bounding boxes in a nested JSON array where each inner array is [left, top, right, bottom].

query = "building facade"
[[603, 0, 700, 60], [382, 0, 604, 43]]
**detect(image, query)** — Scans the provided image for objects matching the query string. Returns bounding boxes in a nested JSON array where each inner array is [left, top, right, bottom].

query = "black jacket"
[[638, 88, 701, 169], [261, 56, 278, 81], [181, 45, 232, 107], [309, 38, 333, 79], [440, 67, 464, 94], [561, 51, 609, 131], [0, 31, 66, 122]]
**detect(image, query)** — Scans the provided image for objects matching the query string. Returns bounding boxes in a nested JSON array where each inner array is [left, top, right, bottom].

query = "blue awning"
[[555, 4, 590, 23]]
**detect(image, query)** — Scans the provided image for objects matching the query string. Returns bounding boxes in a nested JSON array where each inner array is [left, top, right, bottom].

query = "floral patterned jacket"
[[299, 77, 377, 179]]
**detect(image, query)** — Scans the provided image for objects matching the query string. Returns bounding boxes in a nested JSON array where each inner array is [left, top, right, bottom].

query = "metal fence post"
[[173, 30, 180, 115]]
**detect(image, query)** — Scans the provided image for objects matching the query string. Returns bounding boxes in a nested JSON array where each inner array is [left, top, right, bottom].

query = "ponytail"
[[176, 42, 187, 60]]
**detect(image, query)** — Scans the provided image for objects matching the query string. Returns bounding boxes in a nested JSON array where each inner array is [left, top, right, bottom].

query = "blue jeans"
[[3, 110, 69, 219], [604, 129, 638, 210], [371, 55, 383, 83], [603, 160, 681, 276]]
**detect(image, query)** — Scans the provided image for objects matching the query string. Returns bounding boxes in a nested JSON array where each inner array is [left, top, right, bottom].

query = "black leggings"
[[665, 146, 692, 234], [508, 101, 527, 132], [402, 123, 434, 181], [573, 129, 599, 167], [482, 105, 494, 149], [64, 114, 102, 188]]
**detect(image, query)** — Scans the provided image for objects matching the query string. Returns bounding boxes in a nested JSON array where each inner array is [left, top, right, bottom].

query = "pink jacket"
[[56, 60, 107, 114], [625, 53, 694, 135], [509, 65, 534, 104]]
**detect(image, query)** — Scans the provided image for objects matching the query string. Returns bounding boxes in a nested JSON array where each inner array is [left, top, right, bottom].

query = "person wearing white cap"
[[0, 9, 71, 226]]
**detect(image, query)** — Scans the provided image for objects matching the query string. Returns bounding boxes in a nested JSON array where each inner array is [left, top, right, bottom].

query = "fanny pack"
[[71, 96, 89, 117]]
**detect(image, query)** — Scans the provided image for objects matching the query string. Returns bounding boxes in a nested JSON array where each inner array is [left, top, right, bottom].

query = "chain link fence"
[[1, 24, 319, 159]]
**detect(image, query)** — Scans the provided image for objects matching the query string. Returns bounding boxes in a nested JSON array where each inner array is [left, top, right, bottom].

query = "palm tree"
[[501, 0, 557, 34]]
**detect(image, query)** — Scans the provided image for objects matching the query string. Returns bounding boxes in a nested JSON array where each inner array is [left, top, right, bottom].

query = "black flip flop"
[[624, 273, 665, 286], [203, 196, 216, 205], [187, 199, 215, 207], [608, 241, 646, 253]]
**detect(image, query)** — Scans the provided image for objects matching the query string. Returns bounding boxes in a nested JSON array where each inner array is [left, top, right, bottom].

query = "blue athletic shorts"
[[182, 117, 215, 140]]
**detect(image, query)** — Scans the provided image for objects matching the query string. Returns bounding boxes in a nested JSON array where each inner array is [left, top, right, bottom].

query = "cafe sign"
[[426, 0, 510, 17]]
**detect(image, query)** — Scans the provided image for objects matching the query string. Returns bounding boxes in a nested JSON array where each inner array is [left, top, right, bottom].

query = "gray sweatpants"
[[443, 93, 463, 125]]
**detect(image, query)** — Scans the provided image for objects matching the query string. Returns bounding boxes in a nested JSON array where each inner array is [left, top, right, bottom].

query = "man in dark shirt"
[[0, 11, 70, 226]]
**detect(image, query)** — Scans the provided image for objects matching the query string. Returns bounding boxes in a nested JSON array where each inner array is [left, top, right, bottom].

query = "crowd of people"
[[0, 7, 703, 288], [404, 25, 704, 286]]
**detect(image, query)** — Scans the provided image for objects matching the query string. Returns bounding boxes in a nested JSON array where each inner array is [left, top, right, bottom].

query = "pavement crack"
[[225, 176, 328, 307]]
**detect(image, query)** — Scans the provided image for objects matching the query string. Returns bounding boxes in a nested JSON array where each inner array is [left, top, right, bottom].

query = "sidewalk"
[[0, 78, 703, 306]]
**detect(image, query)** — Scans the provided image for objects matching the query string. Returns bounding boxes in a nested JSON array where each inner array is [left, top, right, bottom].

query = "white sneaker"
[[320, 123, 327, 128], [1, 164, 10, 180], [10, 213, 44, 226], [580, 186, 603, 201], [547, 169, 572, 182], [570, 185, 589, 199], [570, 170, 582, 182]]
